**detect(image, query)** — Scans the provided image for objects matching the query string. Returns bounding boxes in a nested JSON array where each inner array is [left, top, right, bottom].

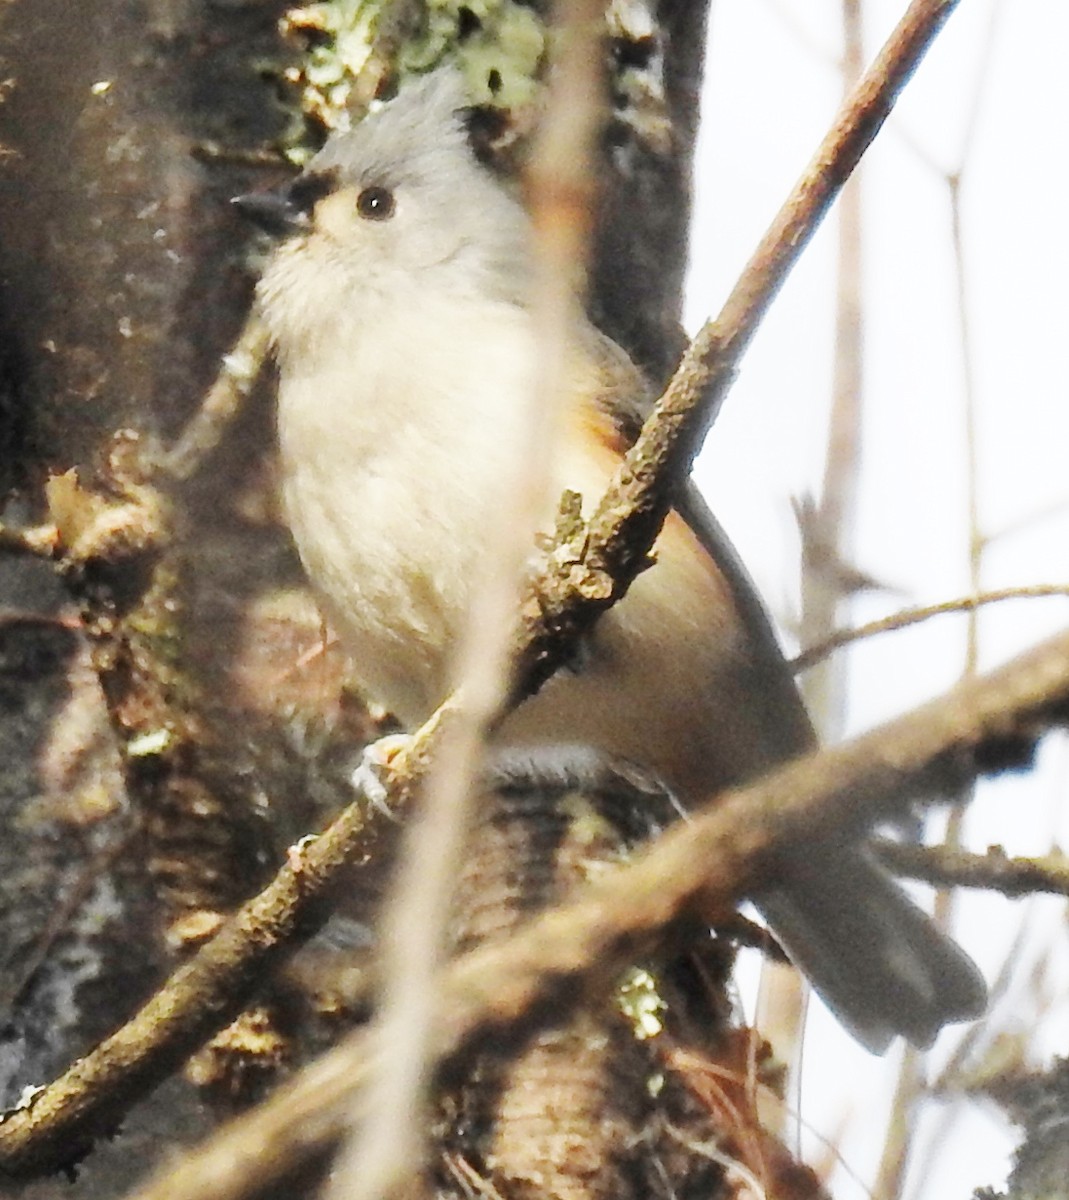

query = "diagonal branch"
[[511, 0, 964, 701], [0, 0, 965, 1182], [124, 627, 1069, 1200], [793, 585, 1069, 671], [874, 840, 1069, 899]]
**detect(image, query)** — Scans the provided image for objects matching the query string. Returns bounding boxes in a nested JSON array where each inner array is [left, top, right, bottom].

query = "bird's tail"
[[755, 844, 986, 1053]]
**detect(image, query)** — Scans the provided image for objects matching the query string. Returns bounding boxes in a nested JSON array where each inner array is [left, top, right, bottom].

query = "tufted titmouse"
[[238, 69, 985, 1053]]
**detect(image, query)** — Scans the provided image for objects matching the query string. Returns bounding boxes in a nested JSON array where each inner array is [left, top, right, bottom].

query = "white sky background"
[[684, 1, 1069, 1195]]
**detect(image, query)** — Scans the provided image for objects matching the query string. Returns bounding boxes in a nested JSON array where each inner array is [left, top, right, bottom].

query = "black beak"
[[231, 185, 310, 237]]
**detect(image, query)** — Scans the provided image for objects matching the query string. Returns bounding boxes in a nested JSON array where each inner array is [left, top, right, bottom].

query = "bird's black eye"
[[356, 186, 395, 221]]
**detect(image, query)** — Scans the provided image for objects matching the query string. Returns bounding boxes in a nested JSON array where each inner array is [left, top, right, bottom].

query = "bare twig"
[[759, 0, 840, 67], [801, 0, 866, 742], [873, 1051, 926, 1200], [327, 12, 609, 1200], [0, 0, 966, 1180], [509, 0, 966, 707], [986, 496, 1069, 547], [875, 840, 1069, 899], [122, 627, 1069, 1200], [929, 908, 1030, 1096], [792, 585, 1069, 671], [763, 0, 868, 1116], [157, 313, 271, 482], [879, 9, 1012, 1192], [0, 832, 134, 1027]]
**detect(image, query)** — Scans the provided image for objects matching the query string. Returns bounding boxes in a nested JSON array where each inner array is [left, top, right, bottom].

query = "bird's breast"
[[275, 302, 541, 725]]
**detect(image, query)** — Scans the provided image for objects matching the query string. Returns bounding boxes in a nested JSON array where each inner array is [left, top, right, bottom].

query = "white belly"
[[277, 299, 540, 724], [276, 299, 807, 804]]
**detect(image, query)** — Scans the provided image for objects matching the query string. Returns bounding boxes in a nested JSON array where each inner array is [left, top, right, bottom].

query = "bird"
[[235, 67, 986, 1053]]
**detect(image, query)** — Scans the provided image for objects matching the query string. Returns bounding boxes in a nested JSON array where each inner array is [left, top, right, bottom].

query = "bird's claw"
[[350, 734, 410, 818]]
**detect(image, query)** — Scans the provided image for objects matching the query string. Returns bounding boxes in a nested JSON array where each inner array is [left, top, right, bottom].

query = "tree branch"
[[511, 0, 965, 702], [0, 0, 966, 1182], [794, 585, 1069, 671], [123, 627, 1069, 1200], [875, 839, 1069, 899]]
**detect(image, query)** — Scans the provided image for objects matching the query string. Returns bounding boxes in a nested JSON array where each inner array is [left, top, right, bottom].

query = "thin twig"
[[759, 0, 841, 68], [875, 840, 1069, 899], [508, 0, 966, 707], [326, 12, 608, 1200], [792, 585, 1069, 671], [873, 1051, 925, 1200], [885, 11, 1012, 1192], [0, 831, 135, 1027], [986, 496, 1069, 547], [157, 313, 271, 482], [798, 0, 866, 736], [0, 0, 966, 1180], [928, 897, 1031, 1095], [765, 0, 868, 1124], [122, 627, 1069, 1200]]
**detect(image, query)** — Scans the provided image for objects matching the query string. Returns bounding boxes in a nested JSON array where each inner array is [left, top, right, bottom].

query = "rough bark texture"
[[0, 1, 712, 1195], [442, 778, 727, 1200], [593, 0, 709, 386], [0, 3, 361, 1194], [983, 1059, 1069, 1200]]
